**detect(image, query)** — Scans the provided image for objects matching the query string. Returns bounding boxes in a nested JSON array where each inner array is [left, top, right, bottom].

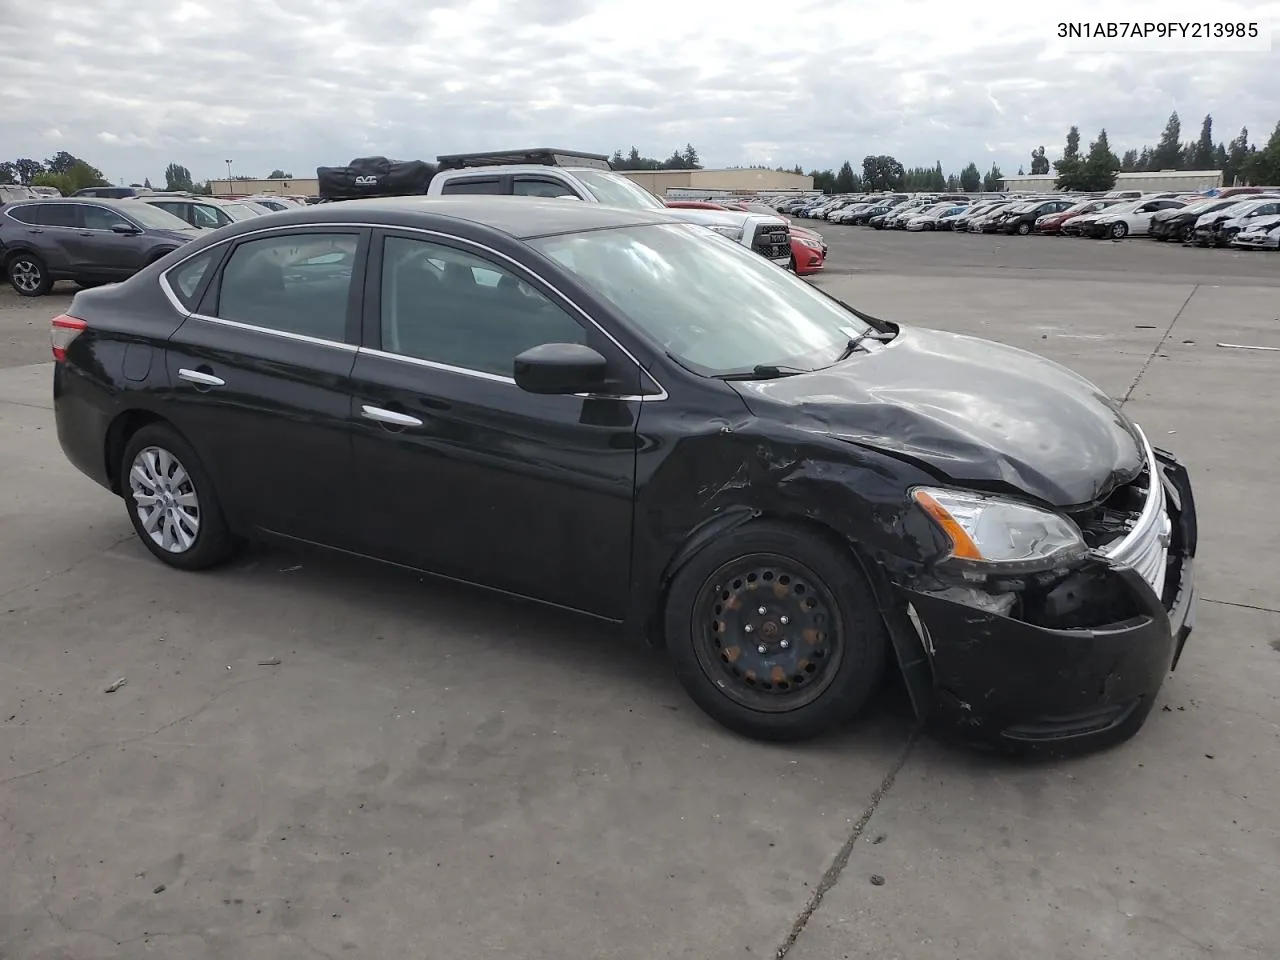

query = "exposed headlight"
[[798, 237, 822, 249], [913, 487, 1087, 575], [706, 224, 744, 241]]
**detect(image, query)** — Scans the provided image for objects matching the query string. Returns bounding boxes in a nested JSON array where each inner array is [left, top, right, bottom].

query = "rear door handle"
[[26, 228, 44, 234], [177, 368, 225, 387], [361, 404, 422, 428]]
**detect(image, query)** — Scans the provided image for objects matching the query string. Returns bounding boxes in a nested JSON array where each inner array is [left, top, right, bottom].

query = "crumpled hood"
[[729, 326, 1144, 507]]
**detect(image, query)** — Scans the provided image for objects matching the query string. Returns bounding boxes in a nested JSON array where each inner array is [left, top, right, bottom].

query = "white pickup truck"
[[426, 149, 792, 267]]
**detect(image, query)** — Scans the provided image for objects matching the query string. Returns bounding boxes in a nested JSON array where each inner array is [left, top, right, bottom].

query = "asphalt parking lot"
[[2, 234, 1278, 958]]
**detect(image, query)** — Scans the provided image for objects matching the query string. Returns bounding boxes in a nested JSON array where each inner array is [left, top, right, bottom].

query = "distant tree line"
[[610, 144, 703, 170], [0, 151, 110, 194]]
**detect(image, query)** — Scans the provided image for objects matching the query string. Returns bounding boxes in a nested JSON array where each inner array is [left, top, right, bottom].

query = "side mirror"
[[111, 222, 141, 235], [513, 342, 609, 395]]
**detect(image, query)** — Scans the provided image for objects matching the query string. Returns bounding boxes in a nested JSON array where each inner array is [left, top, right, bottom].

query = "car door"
[[346, 229, 644, 617], [71, 203, 151, 276], [161, 226, 370, 547]]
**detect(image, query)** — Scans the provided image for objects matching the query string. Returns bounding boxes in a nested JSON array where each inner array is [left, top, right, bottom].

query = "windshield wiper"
[[714, 364, 809, 381], [832, 328, 895, 363]]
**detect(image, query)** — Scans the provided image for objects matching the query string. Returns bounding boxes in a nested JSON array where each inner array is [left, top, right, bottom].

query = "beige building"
[[617, 168, 813, 196], [207, 177, 319, 197]]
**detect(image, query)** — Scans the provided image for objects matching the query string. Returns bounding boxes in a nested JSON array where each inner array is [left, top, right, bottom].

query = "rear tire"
[[1016, 222, 1031, 235], [7, 252, 52, 297], [120, 423, 239, 571], [663, 520, 888, 741]]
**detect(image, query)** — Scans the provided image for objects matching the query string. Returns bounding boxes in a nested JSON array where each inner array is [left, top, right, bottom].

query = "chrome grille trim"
[[1098, 426, 1171, 599]]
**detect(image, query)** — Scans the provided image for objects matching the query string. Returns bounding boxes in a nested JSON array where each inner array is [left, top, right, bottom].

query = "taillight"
[[51, 314, 87, 362]]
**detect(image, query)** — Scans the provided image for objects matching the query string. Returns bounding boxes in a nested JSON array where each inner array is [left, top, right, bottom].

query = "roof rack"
[[435, 148, 613, 172]]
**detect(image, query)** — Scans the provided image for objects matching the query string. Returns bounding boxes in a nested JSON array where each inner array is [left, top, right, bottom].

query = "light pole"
[[225, 159, 233, 196]]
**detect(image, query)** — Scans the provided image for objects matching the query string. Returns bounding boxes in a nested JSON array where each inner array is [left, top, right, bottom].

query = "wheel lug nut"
[[744, 624, 753, 633], [757, 644, 767, 654], [780, 639, 790, 650], [757, 606, 767, 615], [779, 616, 789, 625]]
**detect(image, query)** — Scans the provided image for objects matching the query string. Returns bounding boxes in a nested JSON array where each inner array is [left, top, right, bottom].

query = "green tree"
[[0, 161, 15, 184], [834, 160, 857, 193], [1151, 111, 1182, 169], [982, 163, 1004, 191], [14, 158, 44, 184], [1241, 121, 1280, 185], [808, 169, 837, 192], [143, 176, 153, 189], [1190, 115, 1214, 169], [1120, 149, 1139, 171], [958, 161, 981, 192], [1224, 127, 1252, 186], [680, 143, 701, 169], [44, 151, 80, 176], [861, 155, 904, 191], [946, 173, 961, 191], [1056, 128, 1119, 191], [31, 158, 108, 195], [267, 169, 293, 179], [1030, 146, 1050, 174], [1063, 126, 1081, 161], [165, 162, 194, 191]]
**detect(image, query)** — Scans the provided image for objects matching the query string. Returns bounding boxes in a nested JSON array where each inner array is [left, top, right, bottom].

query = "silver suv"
[[1, 197, 200, 296]]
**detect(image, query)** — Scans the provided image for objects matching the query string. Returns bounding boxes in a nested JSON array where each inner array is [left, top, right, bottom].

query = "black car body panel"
[[51, 196, 1199, 750]]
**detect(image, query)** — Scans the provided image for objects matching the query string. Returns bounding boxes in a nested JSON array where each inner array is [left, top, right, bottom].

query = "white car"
[[906, 203, 966, 231], [1230, 215, 1280, 250], [1089, 198, 1187, 239], [828, 202, 869, 224], [1193, 197, 1280, 245]]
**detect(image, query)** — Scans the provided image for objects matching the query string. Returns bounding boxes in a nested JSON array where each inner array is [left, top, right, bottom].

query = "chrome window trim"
[[157, 220, 668, 402], [3, 200, 146, 232]]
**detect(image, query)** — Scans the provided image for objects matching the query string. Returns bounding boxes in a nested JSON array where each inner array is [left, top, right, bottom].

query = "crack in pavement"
[[774, 730, 919, 959], [0, 533, 136, 601], [1203, 597, 1280, 615], [1120, 284, 1199, 407], [0, 678, 262, 788]]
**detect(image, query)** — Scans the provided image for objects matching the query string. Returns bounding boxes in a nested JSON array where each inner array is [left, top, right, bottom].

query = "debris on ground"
[[1217, 342, 1280, 352], [153, 884, 166, 894], [257, 658, 282, 666], [870, 874, 886, 886], [104, 677, 127, 693], [872, 834, 886, 844]]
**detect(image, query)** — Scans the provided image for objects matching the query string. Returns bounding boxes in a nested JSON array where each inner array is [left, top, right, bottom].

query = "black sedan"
[[51, 197, 1198, 750]]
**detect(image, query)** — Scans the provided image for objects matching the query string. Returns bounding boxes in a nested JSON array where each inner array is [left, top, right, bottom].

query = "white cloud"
[[0, 0, 1276, 184]]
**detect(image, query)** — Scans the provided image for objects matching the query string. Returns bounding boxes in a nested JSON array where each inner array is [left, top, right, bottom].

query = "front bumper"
[[1231, 233, 1280, 250], [894, 447, 1197, 751]]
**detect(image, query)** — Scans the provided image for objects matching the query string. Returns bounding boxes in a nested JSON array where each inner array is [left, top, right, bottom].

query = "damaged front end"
[[892, 433, 1197, 749]]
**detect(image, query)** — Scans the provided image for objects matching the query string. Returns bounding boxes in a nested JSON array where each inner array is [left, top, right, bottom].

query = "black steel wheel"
[[664, 521, 887, 741]]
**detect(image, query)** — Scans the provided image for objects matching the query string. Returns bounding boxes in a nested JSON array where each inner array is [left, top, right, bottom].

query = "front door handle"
[[177, 368, 225, 387], [361, 404, 423, 428]]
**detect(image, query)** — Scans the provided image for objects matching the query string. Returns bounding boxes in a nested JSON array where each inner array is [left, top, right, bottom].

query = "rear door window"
[[208, 231, 361, 342], [440, 177, 505, 196], [37, 204, 80, 228]]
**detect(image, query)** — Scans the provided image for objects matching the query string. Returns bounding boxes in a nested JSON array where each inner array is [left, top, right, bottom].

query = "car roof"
[[202, 196, 675, 240], [6, 196, 132, 207]]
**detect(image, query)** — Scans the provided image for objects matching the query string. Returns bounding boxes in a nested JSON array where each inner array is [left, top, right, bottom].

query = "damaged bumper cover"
[[894, 446, 1197, 748]]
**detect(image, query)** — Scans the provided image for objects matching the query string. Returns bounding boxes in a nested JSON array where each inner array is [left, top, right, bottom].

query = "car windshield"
[[574, 170, 667, 211], [529, 222, 874, 376], [118, 201, 193, 229]]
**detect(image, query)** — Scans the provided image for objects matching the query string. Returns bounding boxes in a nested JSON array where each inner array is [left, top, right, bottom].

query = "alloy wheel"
[[692, 553, 844, 712], [129, 445, 201, 553], [10, 259, 42, 293]]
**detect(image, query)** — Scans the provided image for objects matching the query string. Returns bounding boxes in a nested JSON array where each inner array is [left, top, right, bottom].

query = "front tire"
[[1016, 222, 1031, 235], [121, 423, 238, 570], [7, 252, 52, 297], [1110, 221, 1129, 239], [663, 521, 888, 741]]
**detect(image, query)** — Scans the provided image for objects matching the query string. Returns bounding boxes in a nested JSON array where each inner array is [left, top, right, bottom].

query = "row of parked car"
[[780, 188, 1280, 250], [0, 192, 307, 296]]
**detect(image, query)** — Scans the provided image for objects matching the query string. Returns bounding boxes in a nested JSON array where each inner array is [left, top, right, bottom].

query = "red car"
[[665, 200, 825, 275], [1034, 198, 1122, 235]]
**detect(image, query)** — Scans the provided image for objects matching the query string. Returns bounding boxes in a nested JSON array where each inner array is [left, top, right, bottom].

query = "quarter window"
[[5, 204, 41, 225], [213, 232, 359, 342], [379, 235, 586, 377], [168, 249, 220, 310]]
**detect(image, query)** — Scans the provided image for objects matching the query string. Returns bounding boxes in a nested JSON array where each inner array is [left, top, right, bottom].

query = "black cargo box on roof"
[[435, 148, 612, 172], [316, 156, 435, 200]]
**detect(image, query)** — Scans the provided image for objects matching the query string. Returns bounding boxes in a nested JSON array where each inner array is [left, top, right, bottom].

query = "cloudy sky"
[[1, 0, 1277, 184]]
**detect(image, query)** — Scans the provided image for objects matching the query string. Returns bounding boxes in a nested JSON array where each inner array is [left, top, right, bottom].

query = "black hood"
[[729, 326, 1144, 507]]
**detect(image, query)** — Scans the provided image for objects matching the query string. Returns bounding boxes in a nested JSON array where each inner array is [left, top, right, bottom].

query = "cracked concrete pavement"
[[2, 236, 1278, 959]]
